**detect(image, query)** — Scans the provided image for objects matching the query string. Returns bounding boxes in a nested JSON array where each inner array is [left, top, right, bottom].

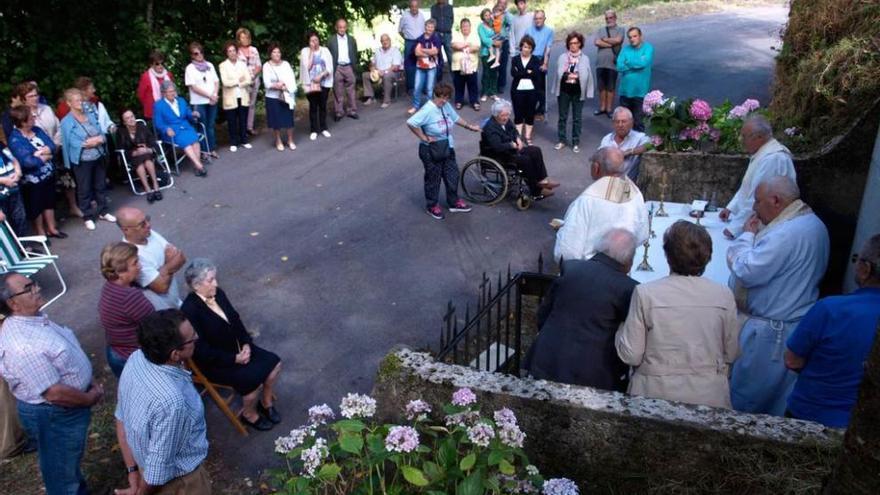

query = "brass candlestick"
[[637, 209, 654, 271], [656, 171, 669, 217]]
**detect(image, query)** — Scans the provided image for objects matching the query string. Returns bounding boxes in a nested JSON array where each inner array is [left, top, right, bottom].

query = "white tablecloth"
[[630, 202, 733, 286]]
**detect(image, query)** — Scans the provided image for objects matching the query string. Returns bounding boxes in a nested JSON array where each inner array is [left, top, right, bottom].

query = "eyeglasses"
[[153, 62, 164, 67], [9, 281, 39, 298], [191, 51, 201, 56], [178, 334, 199, 348]]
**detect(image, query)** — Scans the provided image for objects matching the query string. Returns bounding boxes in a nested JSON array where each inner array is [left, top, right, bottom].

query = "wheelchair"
[[459, 155, 536, 210]]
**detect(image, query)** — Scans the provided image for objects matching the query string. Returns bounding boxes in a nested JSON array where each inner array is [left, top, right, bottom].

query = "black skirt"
[[21, 177, 57, 220], [199, 344, 281, 395], [265, 97, 294, 130]]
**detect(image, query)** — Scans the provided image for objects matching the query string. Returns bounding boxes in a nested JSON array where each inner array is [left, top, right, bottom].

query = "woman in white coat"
[[300, 31, 334, 141], [263, 42, 298, 151], [219, 40, 253, 152]]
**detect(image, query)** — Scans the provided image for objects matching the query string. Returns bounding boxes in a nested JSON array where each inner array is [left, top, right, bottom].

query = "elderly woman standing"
[[616, 221, 740, 409], [136, 50, 174, 121], [262, 42, 298, 151], [236, 27, 262, 136], [116, 109, 163, 201], [451, 18, 482, 111], [300, 32, 334, 141], [551, 32, 594, 154], [98, 242, 155, 378], [185, 42, 221, 159], [406, 83, 480, 220], [181, 259, 282, 431], [153, 80, 208, 177], [60, 88, 116, 231], [478, 9, 501, 102], [481, 99, 558, 199], [219, 41, 253, 152], [0, 142, 28, 236], [409, 19, 442, 115]]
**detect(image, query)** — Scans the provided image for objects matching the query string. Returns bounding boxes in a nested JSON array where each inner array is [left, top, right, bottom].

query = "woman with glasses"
[[181, 259, 282, 431], [551, 32, 594, 154], [137, 50, 174, 121], [98, 242, 155, 378], [185, 41, 220, 159]]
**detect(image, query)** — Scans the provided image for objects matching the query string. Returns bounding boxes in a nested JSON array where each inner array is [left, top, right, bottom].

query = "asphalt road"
[[38, 4, 786, 479]]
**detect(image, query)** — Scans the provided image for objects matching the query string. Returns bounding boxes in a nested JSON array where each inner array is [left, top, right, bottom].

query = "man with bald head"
[[554, 147, 649, 262], [720, 115, 796, 238], [599, 106, 651, 180], [117, 206, 186, 309], [727, 175, 829, 415], [525, 228, 639, 391], [362, 34, 403, 108]]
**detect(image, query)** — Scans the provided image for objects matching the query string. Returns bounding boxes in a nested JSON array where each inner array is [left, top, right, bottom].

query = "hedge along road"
[[40, 4, 786, 479]]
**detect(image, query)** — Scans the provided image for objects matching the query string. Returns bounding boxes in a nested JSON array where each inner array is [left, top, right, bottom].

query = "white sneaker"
[[242, 143, 253, 149], [310, 133, 317, 141], [84, 220, 96, 231], [289, 142, 297, 151], [98, 213, 117, 223], [229, 145, 238, 152], [572, 145, 581, 154], [321, 130, 331, 138]]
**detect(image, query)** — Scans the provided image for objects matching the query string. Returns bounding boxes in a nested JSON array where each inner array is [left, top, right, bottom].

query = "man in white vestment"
[[727, 176, 829, 416], [720, 115, 796, 238], [554, 147, 649, 262]]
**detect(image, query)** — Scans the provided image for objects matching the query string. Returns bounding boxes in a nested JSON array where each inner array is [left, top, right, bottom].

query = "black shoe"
[[195, 168, 208, 177], [146, 192, 156, 203], [606, 112, 612, 119], [258, 401, 282, 424], [155, 191, 163, 201], [47, 231, 68, 239], [240, 413, 274, 431], [593, 109, 606, 116], [348, 113, 360, 120], [334, 114, 343, 122]]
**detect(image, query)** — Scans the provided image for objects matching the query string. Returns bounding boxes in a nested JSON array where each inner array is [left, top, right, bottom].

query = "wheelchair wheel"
[[460, 156, 508, 206], [516, 195, 532, 211]]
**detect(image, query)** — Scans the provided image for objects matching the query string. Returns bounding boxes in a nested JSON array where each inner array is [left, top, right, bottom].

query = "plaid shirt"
[[0, 314, 93, 404], [115, 350, 208, 486]]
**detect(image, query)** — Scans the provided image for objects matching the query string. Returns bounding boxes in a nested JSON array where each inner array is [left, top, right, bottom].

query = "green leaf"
[[459, 452, 476, 471], [423, 461, 443, 481], [317, 462, 341, 480], [333, 419, 367, 433], [498, 459, 515, 475], [487, 449, 506, 466], [439, 439, 457, 468], [401, 465, 430, 487], [366, 432, 385, 454], [456, 469, 484, 495], [339, 432, 364, 454]]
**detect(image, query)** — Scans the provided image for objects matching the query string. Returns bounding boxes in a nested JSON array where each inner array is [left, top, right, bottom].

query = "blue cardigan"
[[60, 110, 104, 168], [152, 97, 200, 147], [7, 127, 55, 184]]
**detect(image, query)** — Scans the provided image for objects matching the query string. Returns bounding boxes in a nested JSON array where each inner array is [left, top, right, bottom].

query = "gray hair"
[[491, 98, 513, 118], [160, 80, 176, 93], [425, 19, 437, 28], [0, 273, 15, 314], [591, 147, 625, 176], [759, 175, 800, 203], [184, 258, 217, 289], [611, 106, 633, 122], [744, 114, 773, 139], [597, 228, 637, 266], [860, 233, 880, 282]]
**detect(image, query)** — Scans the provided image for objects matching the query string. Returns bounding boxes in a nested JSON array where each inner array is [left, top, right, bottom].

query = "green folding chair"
[[0, 221, 67, 309]]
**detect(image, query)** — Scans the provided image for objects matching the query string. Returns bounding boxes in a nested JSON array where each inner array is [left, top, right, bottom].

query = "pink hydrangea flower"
[[784, 126, 799, 137], [493, 408, 518, 428], [728, 105, 749, 119], [466, 422, 495, 447], [689, 99, 713, 121], [498, 423, 525, 448], [742, 98, 760, 111], [543, 478, 579, 495], [385, 425, 420, 453], [404, 399, 432, 420], [452, 387, 477, 407], [650, 135, 663, 147], [642, 89, 665, 115], [308, 404, 335, 425]]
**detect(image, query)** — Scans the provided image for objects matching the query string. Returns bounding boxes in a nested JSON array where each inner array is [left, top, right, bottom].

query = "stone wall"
[[637, 100, 880, 292], [373, 349, 842, 494]]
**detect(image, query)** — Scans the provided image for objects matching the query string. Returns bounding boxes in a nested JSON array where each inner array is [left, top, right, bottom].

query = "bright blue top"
[[152, 97, 200, 148], [786, 287, 880, 428], [406, 100, 460, 148], [525, 25, 554, 58], [616, 42, 654, 98]]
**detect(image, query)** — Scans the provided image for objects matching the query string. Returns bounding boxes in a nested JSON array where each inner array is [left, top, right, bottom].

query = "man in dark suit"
[[524, 228, 638, 391], [327, 18, 360, 121]]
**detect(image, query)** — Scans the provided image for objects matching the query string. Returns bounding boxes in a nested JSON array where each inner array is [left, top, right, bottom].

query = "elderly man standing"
[[525, 229, 638, 391], [594, 10, 625, 117], [784, 233, 880, 427], [118, 206, 186, 309], [616, 27, 653, 131], [363, 34, 403, 108], [114, 309, 210, 495], [727, 176, 830, 416], [431, 0, 455, 81], [720, 115, 796, 238], [328, 18, 360, 121], [398, 0, 426, 95], [599, 106, 651, 181], [0, 273, 104, 495], [554, 147, 649, 262], [525, 9, 554, 121]]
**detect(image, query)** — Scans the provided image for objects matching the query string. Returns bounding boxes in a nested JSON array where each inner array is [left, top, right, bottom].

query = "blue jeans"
[[497, 40, 510, 91], [413, 67, 437, 109], [106, 346, 128, 378], [193, 103, 218, 152], [17, 401, 91, 495]]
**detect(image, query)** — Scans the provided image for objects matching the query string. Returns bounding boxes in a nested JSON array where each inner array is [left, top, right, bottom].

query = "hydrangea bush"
[[273, 389, 579, 495], [642, 89, 765, 153]]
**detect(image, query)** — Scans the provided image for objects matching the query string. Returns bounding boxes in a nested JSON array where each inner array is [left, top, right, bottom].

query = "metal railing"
[[437, 254, 557, 376]]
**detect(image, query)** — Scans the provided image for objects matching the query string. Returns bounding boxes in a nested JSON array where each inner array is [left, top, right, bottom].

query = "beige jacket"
[[218, 59, 253, 109], [615, 275, 740, 409], [0, 375, 25, 459]]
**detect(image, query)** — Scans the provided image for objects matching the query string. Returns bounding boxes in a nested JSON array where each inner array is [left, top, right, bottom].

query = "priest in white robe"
[[727, 176, 829, 416], [719, 115, 796, 238], [554, 147, 649, 263]]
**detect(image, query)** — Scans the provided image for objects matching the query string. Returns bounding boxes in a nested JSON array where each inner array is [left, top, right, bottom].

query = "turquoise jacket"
[[616, 42, 654, 98]]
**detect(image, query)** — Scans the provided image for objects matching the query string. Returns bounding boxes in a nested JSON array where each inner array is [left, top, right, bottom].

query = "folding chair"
[[153, 120, 211, 176], [0, 221, 66, 309], [113, 120, 175, 196], [186, 358, 248, 436]]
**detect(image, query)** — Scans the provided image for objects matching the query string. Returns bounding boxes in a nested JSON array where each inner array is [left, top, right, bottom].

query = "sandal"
[[455, 103, 463, 110], [473, 103, 481, 111]]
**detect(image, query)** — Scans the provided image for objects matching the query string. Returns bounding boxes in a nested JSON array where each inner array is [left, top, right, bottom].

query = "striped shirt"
[[0, 314, 93, 404], [115, 350, 208, 486], [98, 281, 155, 358]]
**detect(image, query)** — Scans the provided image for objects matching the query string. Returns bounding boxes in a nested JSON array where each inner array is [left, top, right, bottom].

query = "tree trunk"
[[146, 0, 154, 30], [823, 321, 880, 494]]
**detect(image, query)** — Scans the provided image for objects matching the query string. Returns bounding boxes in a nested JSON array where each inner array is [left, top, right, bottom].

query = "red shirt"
[[98, 281, 155, 358]]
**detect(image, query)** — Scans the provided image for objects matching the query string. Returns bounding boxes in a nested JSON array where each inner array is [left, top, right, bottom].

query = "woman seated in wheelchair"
[[152, 80, 208, 177], [116, 110, 164, 202], [480, 99, 559, 199]]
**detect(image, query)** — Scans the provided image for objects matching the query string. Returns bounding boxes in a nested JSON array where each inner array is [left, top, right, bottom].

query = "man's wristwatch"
[[126, 465, 139, 474]]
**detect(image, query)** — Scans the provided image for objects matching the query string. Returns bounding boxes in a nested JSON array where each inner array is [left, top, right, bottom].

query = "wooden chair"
[[186, 358, 248, 437]]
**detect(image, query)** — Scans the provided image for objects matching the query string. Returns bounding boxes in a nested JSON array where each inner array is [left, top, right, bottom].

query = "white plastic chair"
[[0, 221, 67, 309], [153, 120, 211, 176], [114, 119, 175, 196]]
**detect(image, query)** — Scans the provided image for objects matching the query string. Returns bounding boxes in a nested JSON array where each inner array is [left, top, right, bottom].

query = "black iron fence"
[[436, 254, 557, 376]]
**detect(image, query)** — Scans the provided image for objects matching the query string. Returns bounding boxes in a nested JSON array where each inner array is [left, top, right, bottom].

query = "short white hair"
[[611, 106, 633, 122], [597, 229, 637, 265], [744, 115, 773, 139], [491, 98, 514, 118], [758, 175, 800, 203]]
